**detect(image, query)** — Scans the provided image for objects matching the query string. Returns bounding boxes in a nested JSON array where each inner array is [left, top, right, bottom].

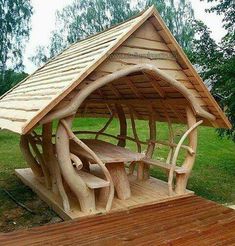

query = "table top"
[[70, 139, 145, 164]]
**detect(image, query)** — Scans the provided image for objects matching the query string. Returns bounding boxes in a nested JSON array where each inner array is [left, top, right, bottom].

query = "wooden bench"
[[142, 158, 188, 174], [76, 170, 110, 189]]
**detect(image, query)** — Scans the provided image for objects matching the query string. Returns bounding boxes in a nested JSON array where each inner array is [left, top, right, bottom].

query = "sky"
[[23, 0, 226, 73]]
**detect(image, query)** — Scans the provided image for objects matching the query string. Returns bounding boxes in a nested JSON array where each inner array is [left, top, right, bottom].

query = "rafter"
[[143, 72, 165, 98], [125, 78, 145, 99]]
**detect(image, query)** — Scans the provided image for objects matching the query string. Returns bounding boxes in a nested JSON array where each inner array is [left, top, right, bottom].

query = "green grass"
[[0, 118, 234, 232]]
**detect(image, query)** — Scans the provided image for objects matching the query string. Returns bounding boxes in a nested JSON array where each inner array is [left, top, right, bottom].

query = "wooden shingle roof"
[[0, 6, 231, 134]]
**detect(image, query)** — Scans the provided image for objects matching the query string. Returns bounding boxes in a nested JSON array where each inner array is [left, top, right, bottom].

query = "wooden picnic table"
[[70, 139, 145, 200]]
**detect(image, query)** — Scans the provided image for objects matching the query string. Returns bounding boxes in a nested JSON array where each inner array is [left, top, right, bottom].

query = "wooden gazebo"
[[0, 6, 231, 220]]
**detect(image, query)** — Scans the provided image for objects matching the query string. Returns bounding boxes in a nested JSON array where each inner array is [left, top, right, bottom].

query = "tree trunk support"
[[115, 104, 127, 148], [138, 106, 156, 180], [175, 107, 198, 194], [42, 123, 70, 212], [56, 117, 96, 213]]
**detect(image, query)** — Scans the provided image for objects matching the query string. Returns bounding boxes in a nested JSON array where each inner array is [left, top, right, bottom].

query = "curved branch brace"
[[32, 131, 42, 143], [56, 117, 96, 213], [175, 107, 200, 195], [70, 153, 83, 170], [168, 114, 203, 196], [27, 134, 51, 189], [95, 114, 114, 140], [20, 135, 43, 178], [61, 119, 114, 212], [40, 64, 216, 124]]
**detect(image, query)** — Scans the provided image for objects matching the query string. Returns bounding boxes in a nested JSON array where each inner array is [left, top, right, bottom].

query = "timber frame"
[[0, 6, 231, 220]]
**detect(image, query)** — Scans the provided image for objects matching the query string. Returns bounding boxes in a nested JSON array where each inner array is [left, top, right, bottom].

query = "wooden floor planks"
[[1, 196, 235, 245], [15, 168, 193, 220]]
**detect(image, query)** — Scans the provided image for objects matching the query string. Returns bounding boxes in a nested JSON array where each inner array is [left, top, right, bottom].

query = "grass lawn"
[[0, 118, 234, 232]]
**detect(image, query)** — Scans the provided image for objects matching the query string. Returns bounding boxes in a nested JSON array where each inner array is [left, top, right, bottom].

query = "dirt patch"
[[0, 177, 62, 233]]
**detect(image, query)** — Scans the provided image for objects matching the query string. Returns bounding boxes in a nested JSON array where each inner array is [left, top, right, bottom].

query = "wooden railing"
[[73, 131, 194, 155], [168, 120, 203, 195]]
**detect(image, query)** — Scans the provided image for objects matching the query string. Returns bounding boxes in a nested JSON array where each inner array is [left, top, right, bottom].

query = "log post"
[[129, 107, 141, 175], [56, 117, 96, 213], [161, 102, 175, 165], [115, 104, 127, 147], [138, 106, 156, 180], [175, 106, 198, 194], [42, 123, 70, 211], [42, 123, 57, 193]]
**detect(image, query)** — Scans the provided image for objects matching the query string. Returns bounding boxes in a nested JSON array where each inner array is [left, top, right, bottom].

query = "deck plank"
[[15, 168, 193, 220], [1, 196, 235, 245]]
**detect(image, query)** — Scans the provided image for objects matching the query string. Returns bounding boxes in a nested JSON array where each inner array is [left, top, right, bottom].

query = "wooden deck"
[[15, 168, 193, 220], [1, 195, 235, 245]]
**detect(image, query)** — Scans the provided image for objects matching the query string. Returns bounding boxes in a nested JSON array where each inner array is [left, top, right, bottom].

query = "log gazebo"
[[0, 6, 231, 220]]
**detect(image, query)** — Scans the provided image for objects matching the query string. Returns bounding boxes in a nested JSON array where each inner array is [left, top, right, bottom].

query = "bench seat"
[[142, 158, 188, 174], [76, 170, 110, 189]]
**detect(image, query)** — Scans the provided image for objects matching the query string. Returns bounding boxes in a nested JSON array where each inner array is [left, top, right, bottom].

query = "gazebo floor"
[[1, 195, 235, 245], [15, 168, 193, 220]]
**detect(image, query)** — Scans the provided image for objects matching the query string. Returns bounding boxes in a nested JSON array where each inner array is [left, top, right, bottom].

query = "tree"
[[0, 70, 28, 95], [0, 0, 33, 95], [31, 0, 140, 63], [146, 0, 195, 50], [31, 0, 196, 63], [189, 0, 235, 141], [30, 45, 49, 68], [208, 0, 235, 141]]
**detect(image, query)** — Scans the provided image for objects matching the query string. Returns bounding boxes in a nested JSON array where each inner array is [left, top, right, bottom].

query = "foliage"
[[146, 0, 195, 50], [0, 0, 33, 94], [0, 70, 28, 96], [31, 0, 138, 66], [206, 0, 235, 31], [0, 0, 33, 76], [30, 46, 48, 69], [189, 0, 235, 141], [31, 0, 196, 66]]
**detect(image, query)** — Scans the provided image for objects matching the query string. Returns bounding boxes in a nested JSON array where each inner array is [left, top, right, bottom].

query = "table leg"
[[106, 162, 131, 200], [137, 161, 150, 180]]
